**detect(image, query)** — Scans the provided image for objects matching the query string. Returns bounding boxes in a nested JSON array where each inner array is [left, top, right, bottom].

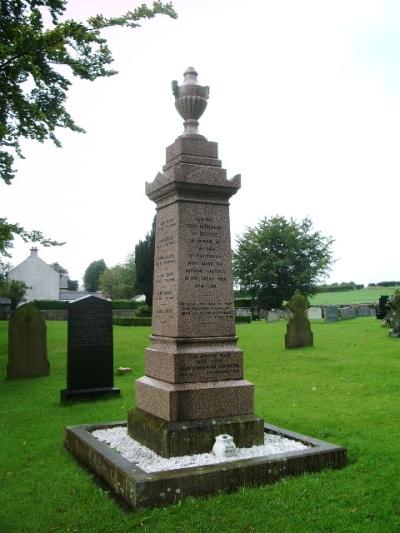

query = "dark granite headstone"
[[60, 295, 120, 402], [284, 291, 313, 349], [7, 303, 49, 379]]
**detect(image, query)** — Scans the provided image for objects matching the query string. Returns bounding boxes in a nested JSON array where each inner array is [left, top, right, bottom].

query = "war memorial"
[[64, 68, 346, 509]]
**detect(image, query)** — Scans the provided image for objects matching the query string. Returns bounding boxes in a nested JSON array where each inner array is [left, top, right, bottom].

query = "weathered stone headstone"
[[7, 303, 49, 379], [0, 298, 12, 320], [266, 310, 280, 322], [250, 306, 260, 320], [388, 292, 400, 338], [60, 295, 120, 402], [127, 67, 264, 457], [308, 306, 322, 320], [235, 308, 251, 318], [325, 305, 338, 322], [358, 306, 371, 317], [285, 291, 313, 349], [277, 309, 291, 320], [340, 306, 356, 320]]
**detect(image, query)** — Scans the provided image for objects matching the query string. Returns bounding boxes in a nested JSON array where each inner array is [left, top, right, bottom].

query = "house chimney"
[[30, 247, 38, 256]]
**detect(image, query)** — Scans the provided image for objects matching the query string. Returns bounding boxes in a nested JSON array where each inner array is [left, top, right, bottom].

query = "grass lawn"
[[1, 318, 400, 532], [309, 286, 400, 306]]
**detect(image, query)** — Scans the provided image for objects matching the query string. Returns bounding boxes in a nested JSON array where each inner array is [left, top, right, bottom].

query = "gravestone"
[[7, 303, 49, 379], [340, 306, 356, 320], [325, 305, 338, 322], [0, 298, 12, 320], [235, 308, 251, 318], [266, 310, 280, 322], [277, 309, 291, 320], [60, 295, 120, 402], [285, 291, 313, 349], [127, 67, 264, 457], [308, 306, 322, 320], [388, 293, 400, 337], [358, 306, 371, 317], [250, 306, 260, 320]]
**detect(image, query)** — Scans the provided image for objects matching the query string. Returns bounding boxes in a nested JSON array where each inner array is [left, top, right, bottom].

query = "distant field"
[[309, 285, 400, 305]]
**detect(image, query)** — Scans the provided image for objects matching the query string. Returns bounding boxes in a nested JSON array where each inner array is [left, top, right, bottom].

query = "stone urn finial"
[[172, 67, 209, 137]]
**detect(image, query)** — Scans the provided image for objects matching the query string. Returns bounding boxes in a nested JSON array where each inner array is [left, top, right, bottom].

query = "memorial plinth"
[[128, 68, 264, 456]]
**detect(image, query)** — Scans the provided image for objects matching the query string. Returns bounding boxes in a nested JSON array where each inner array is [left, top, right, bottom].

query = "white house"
[[8, 248, 63, 301]]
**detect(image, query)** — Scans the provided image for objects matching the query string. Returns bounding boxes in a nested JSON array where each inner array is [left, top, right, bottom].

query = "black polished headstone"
[[60, 295, 120, 402]]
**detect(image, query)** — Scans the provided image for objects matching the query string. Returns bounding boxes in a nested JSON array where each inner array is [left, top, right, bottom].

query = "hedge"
[[317, 283, 364, 293], [234, 298, 253, 308], [32, 300, 69, 310], [32, 299, 143, 310], [111, 300, 143, 309], [135, 305, 152, 317], [235, 315, 251, 323], [113, 317, 152, 326]]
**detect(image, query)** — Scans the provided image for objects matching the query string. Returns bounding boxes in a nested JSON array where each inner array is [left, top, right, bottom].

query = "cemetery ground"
[[0, 319, 399, 532]]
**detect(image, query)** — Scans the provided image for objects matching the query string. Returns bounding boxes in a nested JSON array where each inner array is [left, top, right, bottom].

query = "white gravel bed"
[[92, 426, 309, 473]]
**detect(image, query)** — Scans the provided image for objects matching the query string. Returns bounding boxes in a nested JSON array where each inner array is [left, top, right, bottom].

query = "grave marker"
[[325, 305, 338, 322], [285, 291, 313, 349], [60, 295, 120, 402], [7, 303, 49, 379], [340, 307, 356, 320]]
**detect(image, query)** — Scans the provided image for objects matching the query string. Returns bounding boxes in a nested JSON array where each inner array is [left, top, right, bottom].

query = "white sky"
[[2, 0, 400, 285]]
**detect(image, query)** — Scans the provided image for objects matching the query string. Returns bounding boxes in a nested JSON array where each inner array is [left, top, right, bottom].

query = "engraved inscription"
[[178, 351, 242, 381], [69, 310, 111, 347], [179, 205, 235, 333], [153, 207, 178, 327]]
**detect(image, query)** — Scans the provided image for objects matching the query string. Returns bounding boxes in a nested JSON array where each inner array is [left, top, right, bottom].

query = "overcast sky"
[[3, 0, 400, 286]]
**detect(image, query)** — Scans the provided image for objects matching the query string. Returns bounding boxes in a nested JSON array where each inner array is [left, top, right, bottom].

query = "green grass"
[[1, 319, 400, 532], [309, 285, 400, 306]]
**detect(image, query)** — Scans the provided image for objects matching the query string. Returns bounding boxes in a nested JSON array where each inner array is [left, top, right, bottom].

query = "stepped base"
[[64, 420, 347, 509], [127, 407, 264, 457]]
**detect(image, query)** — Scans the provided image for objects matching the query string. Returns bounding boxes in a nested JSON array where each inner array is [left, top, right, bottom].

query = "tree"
[[135, 217, 155, 305], [0, 0, 177, 183], [99, 256, 136, 299], [67, 279, 78, 291], [49, 262, 67, 274], [49, 261, 78, 291], [233, 216, 334, 310], [0, 278, 28, 309], [83, 259, 106, 292], [0, 217, 62, 263], [0, 1, 176, 264]]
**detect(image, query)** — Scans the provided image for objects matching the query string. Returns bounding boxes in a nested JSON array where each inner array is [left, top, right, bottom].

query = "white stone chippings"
[[91, 427, 309, 474]]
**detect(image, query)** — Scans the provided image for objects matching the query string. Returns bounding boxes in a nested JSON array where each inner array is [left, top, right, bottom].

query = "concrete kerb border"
[[64, 420, 347, 510]]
